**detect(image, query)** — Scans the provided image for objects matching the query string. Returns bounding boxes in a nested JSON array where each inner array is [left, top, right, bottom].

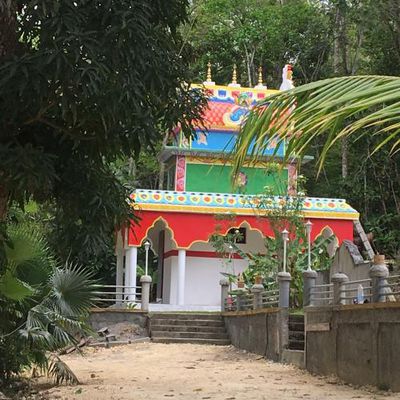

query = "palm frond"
[[49, 263, 97, 316], [232, 75, 400, 175], [47, 354, 79, 385]]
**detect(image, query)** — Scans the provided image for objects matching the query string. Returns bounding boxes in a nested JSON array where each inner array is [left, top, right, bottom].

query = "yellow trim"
[[135, 203, 359, 220], [313, 225, 339, 248], [185, 156, 285, 168], [164, 219, 273, 250], [192, 83, 280, 96], [134, 216, 178, 249]]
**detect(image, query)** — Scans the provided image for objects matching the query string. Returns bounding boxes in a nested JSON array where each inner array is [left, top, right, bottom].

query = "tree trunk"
[[243, 45, 253, 87], [333, 1, 350, 179], [0, 186, 8, 221], [0, 1, 17, 59], [0, 2, 17, 221]]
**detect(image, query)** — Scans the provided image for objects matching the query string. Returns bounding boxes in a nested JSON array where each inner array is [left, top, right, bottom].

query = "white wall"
[[183, 256, 248, 305], [162, 227, 266, 306]]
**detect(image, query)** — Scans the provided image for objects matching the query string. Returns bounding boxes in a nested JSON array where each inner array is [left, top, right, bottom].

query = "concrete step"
[[288, 339, 305, 351], [289, 331, 305, 341], [152, 337, 231, 345], [150, 313, 222, 321], [151, 324, 226, 333], [281, 349, 305, 368], [151, 330, 229, 340], [288, 314, 304, 323], [151, 318, 224, 327], [289, 321, 304, 331]]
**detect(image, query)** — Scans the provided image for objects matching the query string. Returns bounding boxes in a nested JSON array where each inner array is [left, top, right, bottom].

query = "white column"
[[115, 248, 124, 305], [125, 246, 138, 301], [177, 249, 186, 305]]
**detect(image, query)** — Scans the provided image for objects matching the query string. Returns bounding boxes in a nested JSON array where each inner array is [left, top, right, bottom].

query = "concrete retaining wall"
[[89, 309, 148, 332], [305, 303, 400, 391], [223, 308, 288, 362]]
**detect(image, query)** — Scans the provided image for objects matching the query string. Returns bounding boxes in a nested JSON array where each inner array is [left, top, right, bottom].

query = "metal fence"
[[305, 269, 400, 307], [92, 285, 142, 307], [380, 274, 400, 301], [339, 279, 372, 304], [224, 284, 279, 312], [309, 283, 333, 306]]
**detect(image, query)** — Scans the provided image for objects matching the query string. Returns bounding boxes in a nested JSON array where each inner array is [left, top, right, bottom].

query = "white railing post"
[[251, 283, 264, 309], [370, 254, 389, 303], [220, 278, 230, 311], [332, 272, 349, 305], [140, 275, 152, 312], [303, 269, 317, 307], [278, 271, 291, 308]]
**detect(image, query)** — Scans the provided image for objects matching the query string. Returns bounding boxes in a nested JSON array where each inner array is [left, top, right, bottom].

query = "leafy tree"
[[0, 0, 206, 265], [184, 0, 332, 87]]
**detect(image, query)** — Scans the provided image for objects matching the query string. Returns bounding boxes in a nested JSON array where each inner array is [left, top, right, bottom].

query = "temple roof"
[[131, 189, 359, 220], [192, 83, 279, 132]]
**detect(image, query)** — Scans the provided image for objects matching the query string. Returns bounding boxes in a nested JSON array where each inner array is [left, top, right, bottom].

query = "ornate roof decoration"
[[131, 189, 359, 220]]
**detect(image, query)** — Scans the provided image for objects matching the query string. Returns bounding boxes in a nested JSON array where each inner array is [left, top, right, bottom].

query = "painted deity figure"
[[279, 64, 294, 91]]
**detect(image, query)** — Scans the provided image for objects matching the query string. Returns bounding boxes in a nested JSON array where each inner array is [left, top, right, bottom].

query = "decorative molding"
[[175, 155, 186, 191], [130, 189, 359, 220]]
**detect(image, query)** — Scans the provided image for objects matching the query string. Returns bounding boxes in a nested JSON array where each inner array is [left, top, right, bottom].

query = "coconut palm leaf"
[[232, 75, 400, 175]]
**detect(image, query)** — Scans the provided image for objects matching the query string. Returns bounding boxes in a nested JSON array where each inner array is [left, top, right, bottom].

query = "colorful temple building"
[[115, 65, 359, 310]]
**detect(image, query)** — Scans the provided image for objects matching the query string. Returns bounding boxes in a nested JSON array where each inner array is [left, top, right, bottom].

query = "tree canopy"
[[0, 0, 205, 263]]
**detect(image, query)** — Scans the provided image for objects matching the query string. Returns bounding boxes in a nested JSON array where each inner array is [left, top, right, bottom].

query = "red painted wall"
[[128, 210, 354, 249]]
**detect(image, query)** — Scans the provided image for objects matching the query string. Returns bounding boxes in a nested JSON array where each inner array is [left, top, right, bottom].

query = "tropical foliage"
[[0, 0, 206, 268], [0, 223, 96, 383], [233, 75, 400, 174], [209, 174, 335, 306]]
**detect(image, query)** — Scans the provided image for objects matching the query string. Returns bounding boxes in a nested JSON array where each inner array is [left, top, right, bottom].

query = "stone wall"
[[89, 309, 148, 332], [305, 303, 400, 391], [222, 308, 288, 362]]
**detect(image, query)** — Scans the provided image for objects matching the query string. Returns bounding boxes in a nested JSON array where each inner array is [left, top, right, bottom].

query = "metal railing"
[[261, 288, 279, 307], [93, 285, 142, 307], [305, 269, 400, 307], [379, 275, 400, 300], [224, 284, 279, 312], [339, 279, 372, 304], [309, 283, 333, 306]]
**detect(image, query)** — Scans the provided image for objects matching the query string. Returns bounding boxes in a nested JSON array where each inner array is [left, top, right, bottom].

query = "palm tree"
[[0, 223, 96, 384], [232, 75, 400, 175]]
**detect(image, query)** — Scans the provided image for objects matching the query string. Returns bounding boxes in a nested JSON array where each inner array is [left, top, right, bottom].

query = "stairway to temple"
[[288, 314, 305, 351], [149, 313, 231, 345]]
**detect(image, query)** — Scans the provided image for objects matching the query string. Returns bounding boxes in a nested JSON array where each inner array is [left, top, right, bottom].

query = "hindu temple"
[[115, 64, 359, 310]]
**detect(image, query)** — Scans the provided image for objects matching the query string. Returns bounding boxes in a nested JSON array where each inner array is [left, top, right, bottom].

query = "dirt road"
[[42, 343, 398, 400]]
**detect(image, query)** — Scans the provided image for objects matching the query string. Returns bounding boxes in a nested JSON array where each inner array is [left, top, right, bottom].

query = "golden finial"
[[232, 64, 237, 85], [258, 66, 263, 86], [255, 65, 267, 89], [206, 61, 212, 82]]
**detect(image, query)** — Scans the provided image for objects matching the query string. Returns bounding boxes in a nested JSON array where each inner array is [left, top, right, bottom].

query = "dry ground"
[[38, 343, 399, 400]]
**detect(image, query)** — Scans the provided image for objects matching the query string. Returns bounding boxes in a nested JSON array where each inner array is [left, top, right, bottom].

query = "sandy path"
[[41, 343, 398, 400]]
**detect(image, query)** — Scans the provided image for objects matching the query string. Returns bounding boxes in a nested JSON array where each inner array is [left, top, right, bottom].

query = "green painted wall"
[[185, 163, 288, 194]]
